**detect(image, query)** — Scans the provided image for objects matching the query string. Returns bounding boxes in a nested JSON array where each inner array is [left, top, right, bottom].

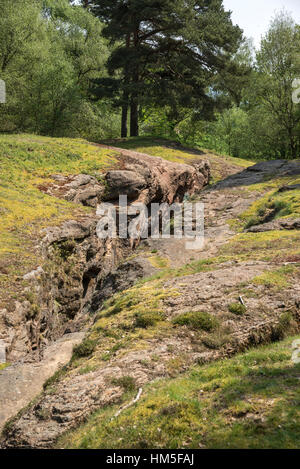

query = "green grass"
[[0, 134, 118, 307], [241, 187, 300, 229], [0, 363, 9, 371], [58, 336, 300, 449], [252, 265, 297, 290], [219, 230, 300, 263]]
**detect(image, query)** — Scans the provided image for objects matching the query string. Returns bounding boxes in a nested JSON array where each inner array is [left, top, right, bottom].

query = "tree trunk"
[[130, 99, 139, 137], [121, 97, 128, 138], [130, 26, 139, 137], [121, 33, 131, 138]]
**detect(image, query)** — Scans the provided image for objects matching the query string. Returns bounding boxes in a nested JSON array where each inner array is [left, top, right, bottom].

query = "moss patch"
[[241, 188, 300, 229], [0, 363, 9, 371], [228, 303, 247, 316]]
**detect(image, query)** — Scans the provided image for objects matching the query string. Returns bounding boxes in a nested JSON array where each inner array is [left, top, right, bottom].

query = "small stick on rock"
[[239, 296, 245, 306], [112, 387, 143, 420]]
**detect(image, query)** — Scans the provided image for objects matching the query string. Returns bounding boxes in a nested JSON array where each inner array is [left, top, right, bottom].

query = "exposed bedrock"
[[103, 149, 210, 204], [0, 151, 210, 362], [40, 149, 211, 206]]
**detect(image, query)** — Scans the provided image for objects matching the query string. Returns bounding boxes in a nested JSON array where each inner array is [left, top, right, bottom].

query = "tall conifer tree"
[[88, 0, 242, 137]]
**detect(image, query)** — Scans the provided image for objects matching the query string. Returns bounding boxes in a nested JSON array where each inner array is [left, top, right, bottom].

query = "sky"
[[223, 0, 300, 48]]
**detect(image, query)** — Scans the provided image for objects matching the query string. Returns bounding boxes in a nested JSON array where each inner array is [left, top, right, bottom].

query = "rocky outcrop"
[[2, 262, 299, 449], [89, 256, 157, 313], [101, 146, 210, 205], [0, 332, 84, 431], [247, 217, 300, 233], [0, 216, 130, 362], [0, 147, 210, 363], [40, 149, 211, 208], [39, 174, 105, 208], [215, 159, 300, 189]]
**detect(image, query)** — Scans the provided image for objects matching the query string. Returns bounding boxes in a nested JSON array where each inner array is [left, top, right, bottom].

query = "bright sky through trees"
[[223, 0, 300, 47]]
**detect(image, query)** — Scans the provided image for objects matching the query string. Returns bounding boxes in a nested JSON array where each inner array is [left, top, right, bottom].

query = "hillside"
[[0, 135, 300, 449]]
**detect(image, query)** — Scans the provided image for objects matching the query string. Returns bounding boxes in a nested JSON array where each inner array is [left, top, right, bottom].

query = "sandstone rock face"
[[104, 170, 147, 200], [89, 257, 156, 313], [102, 147, 210, 205], [0, 332, 84, 431], [0, 216, 131, 362], [39, 149, 211, 208]]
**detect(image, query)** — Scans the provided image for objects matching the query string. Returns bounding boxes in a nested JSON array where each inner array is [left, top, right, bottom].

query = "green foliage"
[[138, 12, 300, 161], [72, 339, 97, 359], [0, 0, 120, 139], [134, 311, 166, 329], [173, 312, 219, 332], [228, 303, 247, 316], [110, 376, 136, 392], [91, 0, 243, 137], [0, 363, 9, 371]]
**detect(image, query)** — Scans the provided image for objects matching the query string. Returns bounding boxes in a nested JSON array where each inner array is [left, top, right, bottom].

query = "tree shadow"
[[210, 159, 300, 190], [207, 361, 300, 448]]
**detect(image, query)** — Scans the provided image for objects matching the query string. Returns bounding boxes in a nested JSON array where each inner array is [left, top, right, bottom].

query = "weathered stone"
[[215, 159, 300, 189], [104, 170, 147, 200], [39, 174, 105, 207], [101, 146, 211, 205], [247, 217, 300, 233]]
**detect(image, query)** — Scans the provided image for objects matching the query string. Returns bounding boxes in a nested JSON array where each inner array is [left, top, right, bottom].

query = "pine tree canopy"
[[88, 0, 243, 136]]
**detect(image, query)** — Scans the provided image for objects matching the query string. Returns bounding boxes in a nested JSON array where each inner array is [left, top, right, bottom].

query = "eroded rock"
[[39, 174, 105, 208]]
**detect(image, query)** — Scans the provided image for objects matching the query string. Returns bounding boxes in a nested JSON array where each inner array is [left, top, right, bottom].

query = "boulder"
[[103, 148, 211, 205], [104, 170, 147, 200]]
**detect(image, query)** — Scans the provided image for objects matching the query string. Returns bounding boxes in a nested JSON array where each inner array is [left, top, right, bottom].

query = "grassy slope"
[[0, 134, 117, 307], [1, 134, 300, 448], [53, 139, 300, 449], [59, 336, 300, 449]]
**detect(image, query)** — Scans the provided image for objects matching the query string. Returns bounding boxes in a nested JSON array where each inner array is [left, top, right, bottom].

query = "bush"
[[72, 338, 97, 359], [134, 311, 165, 328], [172, 312, 219, 331], [110, 376, 136, 392], [228, 303, 247, 316]]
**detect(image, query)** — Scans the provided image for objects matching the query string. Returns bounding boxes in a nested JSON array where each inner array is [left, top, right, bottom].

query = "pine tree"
[[89, 0, 242, 137]]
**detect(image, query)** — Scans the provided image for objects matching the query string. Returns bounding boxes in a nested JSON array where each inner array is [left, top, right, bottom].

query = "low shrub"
[[72, 338, 97, 359], [110, 376, 136, 392], [172, 312, 218, 331], [228, 303, 247, 316], [134, 311, 166, 328]]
